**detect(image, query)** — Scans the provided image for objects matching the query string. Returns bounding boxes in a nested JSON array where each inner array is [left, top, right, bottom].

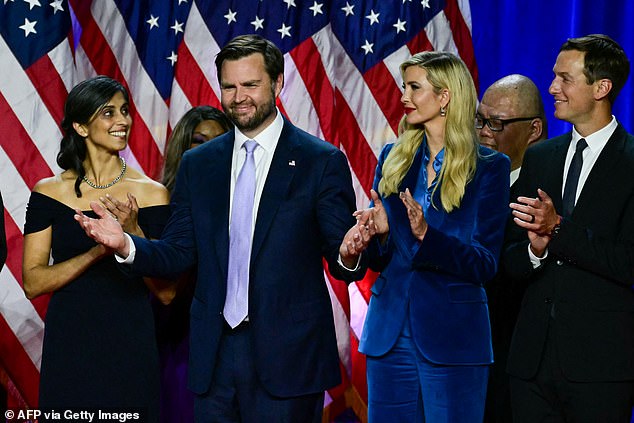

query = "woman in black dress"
[[22, 76, 171, 421]]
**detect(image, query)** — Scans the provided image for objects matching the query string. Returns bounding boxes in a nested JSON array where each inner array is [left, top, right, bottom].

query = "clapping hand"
[[399, 188, 427, 241], [74, 201, 129, 256], [100, 193, 144, 237]]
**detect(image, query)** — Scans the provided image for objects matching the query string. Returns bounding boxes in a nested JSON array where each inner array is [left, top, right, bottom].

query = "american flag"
[[0, 0, 477, 419]]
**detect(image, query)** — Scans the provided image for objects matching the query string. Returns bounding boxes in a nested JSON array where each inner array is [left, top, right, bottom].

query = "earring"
[[440, 106, 447, 117]]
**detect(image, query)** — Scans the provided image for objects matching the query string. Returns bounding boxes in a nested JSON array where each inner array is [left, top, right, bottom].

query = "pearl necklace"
[[82, 157, 127, 189]]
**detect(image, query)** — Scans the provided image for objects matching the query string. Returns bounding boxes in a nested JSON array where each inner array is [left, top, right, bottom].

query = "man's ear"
[[594, 78, 613, 101], [526, 118, 544, 146]]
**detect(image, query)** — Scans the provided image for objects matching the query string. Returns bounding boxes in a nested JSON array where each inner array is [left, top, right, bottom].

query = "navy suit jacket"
[[504, 124, 634, 381], [128, 118, 364, 396], [359, 144, 510, 365]]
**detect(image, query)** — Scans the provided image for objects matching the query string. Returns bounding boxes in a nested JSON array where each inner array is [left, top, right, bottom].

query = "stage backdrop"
[[472, 0, 634, 136]]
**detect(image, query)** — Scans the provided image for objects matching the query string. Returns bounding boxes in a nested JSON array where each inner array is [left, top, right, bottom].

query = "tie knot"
[[576, 138, 588, 153], [243, 140, 258, 154]]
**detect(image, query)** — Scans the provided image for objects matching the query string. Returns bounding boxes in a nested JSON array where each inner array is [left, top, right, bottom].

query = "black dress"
[[24, 192, 170, 422]]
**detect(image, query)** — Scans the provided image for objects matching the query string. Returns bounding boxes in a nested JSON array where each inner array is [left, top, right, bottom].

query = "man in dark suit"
[[504, 34, 634, 422], [76, 35, 367, 422], [476, 74, 547, 423]]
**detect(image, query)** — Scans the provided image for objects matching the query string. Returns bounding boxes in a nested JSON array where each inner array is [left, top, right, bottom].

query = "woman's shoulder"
[[32, 171, 77, 198], [123, 169, 170, 207]]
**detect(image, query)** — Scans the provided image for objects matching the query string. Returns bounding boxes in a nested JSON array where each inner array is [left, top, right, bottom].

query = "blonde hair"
[[378, 51, 479, 212]]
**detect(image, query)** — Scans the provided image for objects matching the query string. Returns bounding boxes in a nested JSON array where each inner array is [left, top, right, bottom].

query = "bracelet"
[[550, 215, 562, 238]]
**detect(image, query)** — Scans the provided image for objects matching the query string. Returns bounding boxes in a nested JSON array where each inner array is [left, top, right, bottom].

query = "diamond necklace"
[[82, 157, 127, 189]]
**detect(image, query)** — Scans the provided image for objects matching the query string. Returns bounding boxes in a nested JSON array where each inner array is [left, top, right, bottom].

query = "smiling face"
[[220, 53, 282, 138], [549, 49, 597, 127], [76, 91, 131, 152], [401, 65, 445, 127]]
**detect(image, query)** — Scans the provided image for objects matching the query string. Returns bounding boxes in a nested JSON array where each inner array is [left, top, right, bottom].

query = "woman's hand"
[[100, 193, 145, 237], [354, 189, 389, 236], [400, 188, 428, 241]]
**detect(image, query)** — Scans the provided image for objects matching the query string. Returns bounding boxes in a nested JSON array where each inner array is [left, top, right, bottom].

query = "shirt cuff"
[[115, 233, 136, 264], [338, 253, 362, 272], [528, 243, 547, 269]]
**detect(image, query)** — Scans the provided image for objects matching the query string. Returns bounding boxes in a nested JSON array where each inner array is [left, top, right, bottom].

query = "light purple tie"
[[224, 140, 258, 328]]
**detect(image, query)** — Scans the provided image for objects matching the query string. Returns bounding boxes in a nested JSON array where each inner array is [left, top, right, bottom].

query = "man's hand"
[[509, 188, 561, 257], [74, 201, 130, 257]]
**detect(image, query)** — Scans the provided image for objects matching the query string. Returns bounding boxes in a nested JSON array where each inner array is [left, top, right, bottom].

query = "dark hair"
[[215, 34, 284, 86], [57, 76, 129, 197], [560, 34, 630, 104], [162, 106, 232, 192]]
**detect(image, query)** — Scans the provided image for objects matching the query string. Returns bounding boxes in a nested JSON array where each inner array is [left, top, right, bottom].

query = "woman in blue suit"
[[351, 51, 510, 422]]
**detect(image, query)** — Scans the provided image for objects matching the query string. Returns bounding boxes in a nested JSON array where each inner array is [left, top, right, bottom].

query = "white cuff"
[[338, 253, 362, 272], [115, 233, 136, 264], [528, 243, 547, 269]]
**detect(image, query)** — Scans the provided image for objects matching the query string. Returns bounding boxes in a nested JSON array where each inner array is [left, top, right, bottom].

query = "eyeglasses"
[[475, 115, 539, 132]]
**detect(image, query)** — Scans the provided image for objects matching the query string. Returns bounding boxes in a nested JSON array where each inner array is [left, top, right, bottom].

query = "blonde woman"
[[348, 52, 510, 422]]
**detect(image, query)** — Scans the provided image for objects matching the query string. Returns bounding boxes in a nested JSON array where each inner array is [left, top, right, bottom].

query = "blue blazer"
[[127, 119, 364, 396], [359, 143, 510, 365]]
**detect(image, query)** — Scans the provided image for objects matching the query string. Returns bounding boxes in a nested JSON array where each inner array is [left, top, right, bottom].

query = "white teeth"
[[110, 131, 126, 137]]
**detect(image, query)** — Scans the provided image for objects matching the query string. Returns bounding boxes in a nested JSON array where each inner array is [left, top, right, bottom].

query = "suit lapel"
[[571, 124, 627, 219], [251, 121, 299, 262], [208, 135, 234, 280], [540, 135, 570, 214]]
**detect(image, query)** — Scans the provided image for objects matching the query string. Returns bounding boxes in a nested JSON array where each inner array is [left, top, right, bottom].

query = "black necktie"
[[562, 138, 588, 218]]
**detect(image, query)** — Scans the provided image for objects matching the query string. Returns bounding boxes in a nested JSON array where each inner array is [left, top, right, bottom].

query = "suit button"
[[556, 260, 563, 265], [545, 298, 552, 304]]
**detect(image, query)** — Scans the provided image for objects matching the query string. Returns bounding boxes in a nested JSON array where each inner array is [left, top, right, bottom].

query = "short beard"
[[226, 84, 277, 133]]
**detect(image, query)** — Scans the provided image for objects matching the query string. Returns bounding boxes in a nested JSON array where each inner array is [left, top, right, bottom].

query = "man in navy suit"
[[504, 34, 634, 422], [76, 35, 367, 422]]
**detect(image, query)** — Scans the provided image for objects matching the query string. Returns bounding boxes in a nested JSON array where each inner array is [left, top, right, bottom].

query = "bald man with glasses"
[[477, 74, 548, 185], [477, 74, 548, 423]]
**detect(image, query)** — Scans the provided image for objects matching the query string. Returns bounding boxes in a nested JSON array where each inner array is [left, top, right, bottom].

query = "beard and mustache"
[[223, 84, 277, 133]]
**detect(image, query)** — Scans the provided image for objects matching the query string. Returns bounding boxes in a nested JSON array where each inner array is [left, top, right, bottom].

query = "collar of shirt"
[[570, 115, 617, 156], [563, 115, 618, 200], [413, 138, 445, 210], [233, 108, 284, 156]]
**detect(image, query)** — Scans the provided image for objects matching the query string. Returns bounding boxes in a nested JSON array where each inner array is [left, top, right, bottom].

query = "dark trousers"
[[194, 322, 324, 423], [510, 323, 634, 423]]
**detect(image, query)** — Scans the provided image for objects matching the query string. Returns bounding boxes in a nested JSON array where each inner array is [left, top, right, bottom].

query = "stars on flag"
[[393, 18, 406, 33], [277, 23, 291, 39], [19, 17, 37, 36], [361, 39, 373, 55], [224, 9, 236, 24], [166, 51, 177, 66], [147, 15, 159, 30], [283, 0, 297, 8], [49, 0, 63, 14], [309, 1, 323, 16], [251, 16, 265, 31], [342, 2, 354, 16], [171, 20, 183, 35], [23, 0, 40, 10], [365, 9, 380, 25]]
